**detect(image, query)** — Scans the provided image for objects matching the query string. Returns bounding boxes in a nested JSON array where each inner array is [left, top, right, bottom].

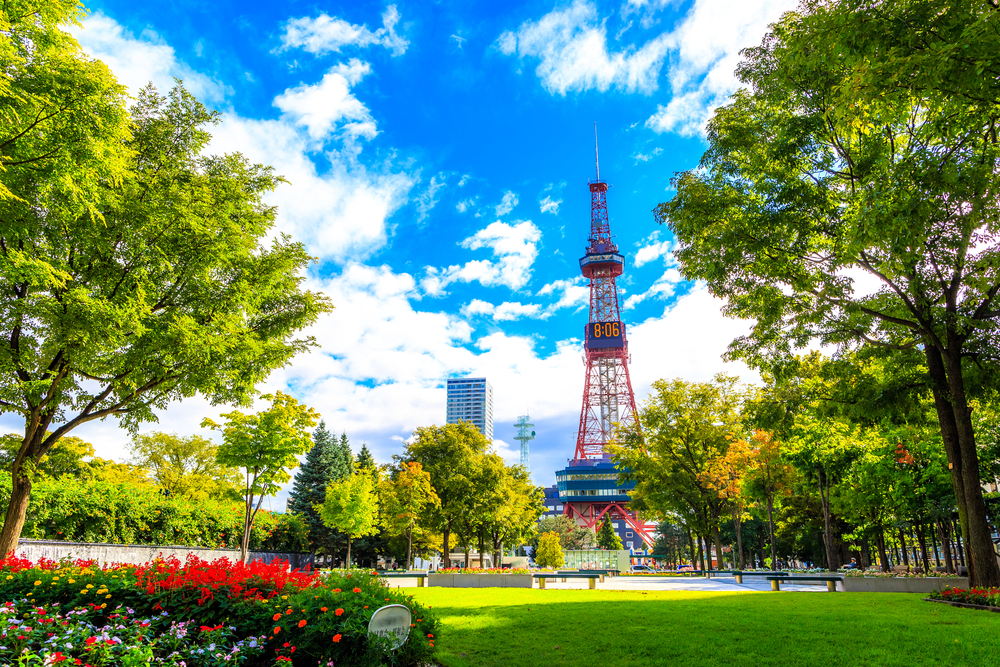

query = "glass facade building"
[[445, 377, 494, 440], [554, 457, 649, 551]]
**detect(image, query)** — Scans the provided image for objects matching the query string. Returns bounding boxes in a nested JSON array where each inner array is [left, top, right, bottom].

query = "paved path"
[[384, 574, 832, 592]]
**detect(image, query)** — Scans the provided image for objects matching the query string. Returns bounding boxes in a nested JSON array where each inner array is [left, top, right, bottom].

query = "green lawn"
[[406, 588, 1000, 667]]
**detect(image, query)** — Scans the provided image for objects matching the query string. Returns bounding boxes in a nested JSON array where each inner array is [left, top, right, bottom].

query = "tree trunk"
[[406, 525, 413, 570], [937, 521, 955, 574], [442, 526, 450, 569], [685, 528, 696, 568], [696, 534, 705, 571], [875, 525, 890, 572], [817, 468, 838, 571], [926, 344, 1000, 586], [899, 529, 909, 567], [915, 523, 930, 573], [733, 513, 745, 569], [712, 525, 725, 571], [765, 494, 778, 571], [477, 533, 485, 569], [930, 522, 940, 567], [0, 472, 32, 559], [346, 535, 352, 568]]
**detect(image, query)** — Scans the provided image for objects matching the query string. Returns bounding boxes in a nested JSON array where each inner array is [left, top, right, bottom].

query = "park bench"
[[731, 571, 789, 584], [533, 572, 601, 589], [558, 569, 614, 583], [765, 574, 842, 592], [705, 569, 738, 579], [378, 572, 429, 587]]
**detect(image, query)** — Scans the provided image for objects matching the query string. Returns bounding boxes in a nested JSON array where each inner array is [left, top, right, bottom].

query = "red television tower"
[[558, 128, 653, 548]]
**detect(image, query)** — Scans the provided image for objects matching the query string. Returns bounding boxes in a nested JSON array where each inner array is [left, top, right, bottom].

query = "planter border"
[[923, 598, 1000, 613]]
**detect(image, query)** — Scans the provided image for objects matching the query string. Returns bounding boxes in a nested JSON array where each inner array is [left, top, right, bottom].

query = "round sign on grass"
[[368, 604, 411, 650]]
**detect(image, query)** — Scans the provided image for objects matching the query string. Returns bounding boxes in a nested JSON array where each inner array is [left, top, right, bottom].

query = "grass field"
[[406, 588, 1000, 667]]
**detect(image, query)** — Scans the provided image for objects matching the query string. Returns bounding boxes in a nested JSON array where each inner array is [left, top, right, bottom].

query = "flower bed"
[[928, 586, 1000, 608], [0, 554, 437, 666]]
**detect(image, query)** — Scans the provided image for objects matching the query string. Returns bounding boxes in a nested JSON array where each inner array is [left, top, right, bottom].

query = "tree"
[[533, 531, 564, 570], [0, 433, 95, 479], [742, 431, 797, 570], [319, 468, 379, 567], [405, 423, 490, 565], [529, 515, 597, 551], [611, 375, 746, 571], [701, 437, 752, 569], [287, 421, 346, 555], [0, 74, 331, 556], [656, 0, 1000, 585], [332, 432, 354, 482], [127, 432, 241, 501], [481, 466, 545, 568], [380, 461, 439, 569], [597, 515, 624, 551], [205, 392, 319, 563]]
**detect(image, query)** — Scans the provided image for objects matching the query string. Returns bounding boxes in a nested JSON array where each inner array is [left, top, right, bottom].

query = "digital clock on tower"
[[585, 321, 625, 349]]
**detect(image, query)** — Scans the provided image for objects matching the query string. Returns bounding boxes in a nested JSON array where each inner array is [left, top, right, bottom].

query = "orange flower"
[[272, 613, 282, 621], [274, 626, 281, 634], [416, 619, 422, 622], [335, 608, 344, 616], [332, 634, 342, 643], [427, 634, 434, 638], [285, 609, 292, 615], [333, 588, 341, 593], [298, 620, 307, 628], [363, 606, 369, 609], [352, 588, 361, 593], [320, 607, 328, 612]]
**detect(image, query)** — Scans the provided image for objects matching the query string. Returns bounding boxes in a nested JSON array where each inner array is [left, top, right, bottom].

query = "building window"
[[626, 532, 633, 538]]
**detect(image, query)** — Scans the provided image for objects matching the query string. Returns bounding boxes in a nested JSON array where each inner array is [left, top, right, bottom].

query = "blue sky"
[[4, 0, 803, 501]]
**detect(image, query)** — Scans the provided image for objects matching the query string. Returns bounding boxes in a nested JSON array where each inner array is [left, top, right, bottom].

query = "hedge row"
[[0, 472, 309, 551]]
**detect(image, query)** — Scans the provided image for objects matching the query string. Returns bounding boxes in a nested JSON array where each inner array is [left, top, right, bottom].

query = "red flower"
[[273, 613, 282, 621], [335, 608, 344, 616], [353, 587, 361, 593], [274, 626, 281, 634], [298, 620, 307, 628], [321, 607, 328, 612], [332, 634, 342, 643]]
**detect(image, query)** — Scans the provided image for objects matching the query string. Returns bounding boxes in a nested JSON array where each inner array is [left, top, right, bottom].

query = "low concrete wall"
[[843, 576, 968, 593], [428, 574, 533, 588], [14, 539, 313, 570]]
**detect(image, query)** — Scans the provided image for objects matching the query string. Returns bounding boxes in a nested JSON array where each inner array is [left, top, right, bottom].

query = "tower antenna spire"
[[594, 122, 600, 182]]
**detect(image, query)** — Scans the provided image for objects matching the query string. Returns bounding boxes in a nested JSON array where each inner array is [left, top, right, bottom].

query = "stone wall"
[[14, 539, 313, 570]]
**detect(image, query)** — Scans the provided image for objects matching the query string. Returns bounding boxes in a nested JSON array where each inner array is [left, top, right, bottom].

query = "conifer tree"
[[287, 421, 338, 554], [597, 516, 624, 551], [331, 433, 354, 482]]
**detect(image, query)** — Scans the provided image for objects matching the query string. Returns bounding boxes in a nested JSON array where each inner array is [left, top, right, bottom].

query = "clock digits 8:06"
[[592, 322, 621, 338]]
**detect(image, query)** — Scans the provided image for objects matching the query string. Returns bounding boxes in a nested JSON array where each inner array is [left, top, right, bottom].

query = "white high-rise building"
[[446, 377, 493, 440]]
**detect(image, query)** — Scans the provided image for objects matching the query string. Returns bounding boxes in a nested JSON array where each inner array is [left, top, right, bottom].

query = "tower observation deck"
[[558, 132, 653, 549]]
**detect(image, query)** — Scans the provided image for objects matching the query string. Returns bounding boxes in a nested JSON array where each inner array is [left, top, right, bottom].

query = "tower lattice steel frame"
[[562, 135, 653, 546]]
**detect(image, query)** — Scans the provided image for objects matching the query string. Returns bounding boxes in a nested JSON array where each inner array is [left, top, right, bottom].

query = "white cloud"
[[455, 197, 477, 213], [70, 12, 230, 102], [645, 0, 798, 136], [623, 268, 682, 310], [539, 195, 561, 214], [497, 0, 671, 95], [416, 173, 447, 221], [280, 5, 408, 57], [461, 300, 545, 321], [273, 60, 376, 141], [634, 147, 663, 163], [633, 232, 674, 267], [537, 278, 589, 312], [495, 191, 519, 217], [422, 220, 542, 293], [208, 115, 413, 263]]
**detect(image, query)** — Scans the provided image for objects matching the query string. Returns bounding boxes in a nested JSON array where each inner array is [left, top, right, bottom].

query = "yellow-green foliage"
[[0, 471, 308, 551], [533, 531, 564, 569]]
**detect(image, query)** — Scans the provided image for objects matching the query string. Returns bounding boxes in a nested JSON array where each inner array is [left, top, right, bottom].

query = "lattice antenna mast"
[[575, 134, 639, 459], [513, 414, 535, 470]]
